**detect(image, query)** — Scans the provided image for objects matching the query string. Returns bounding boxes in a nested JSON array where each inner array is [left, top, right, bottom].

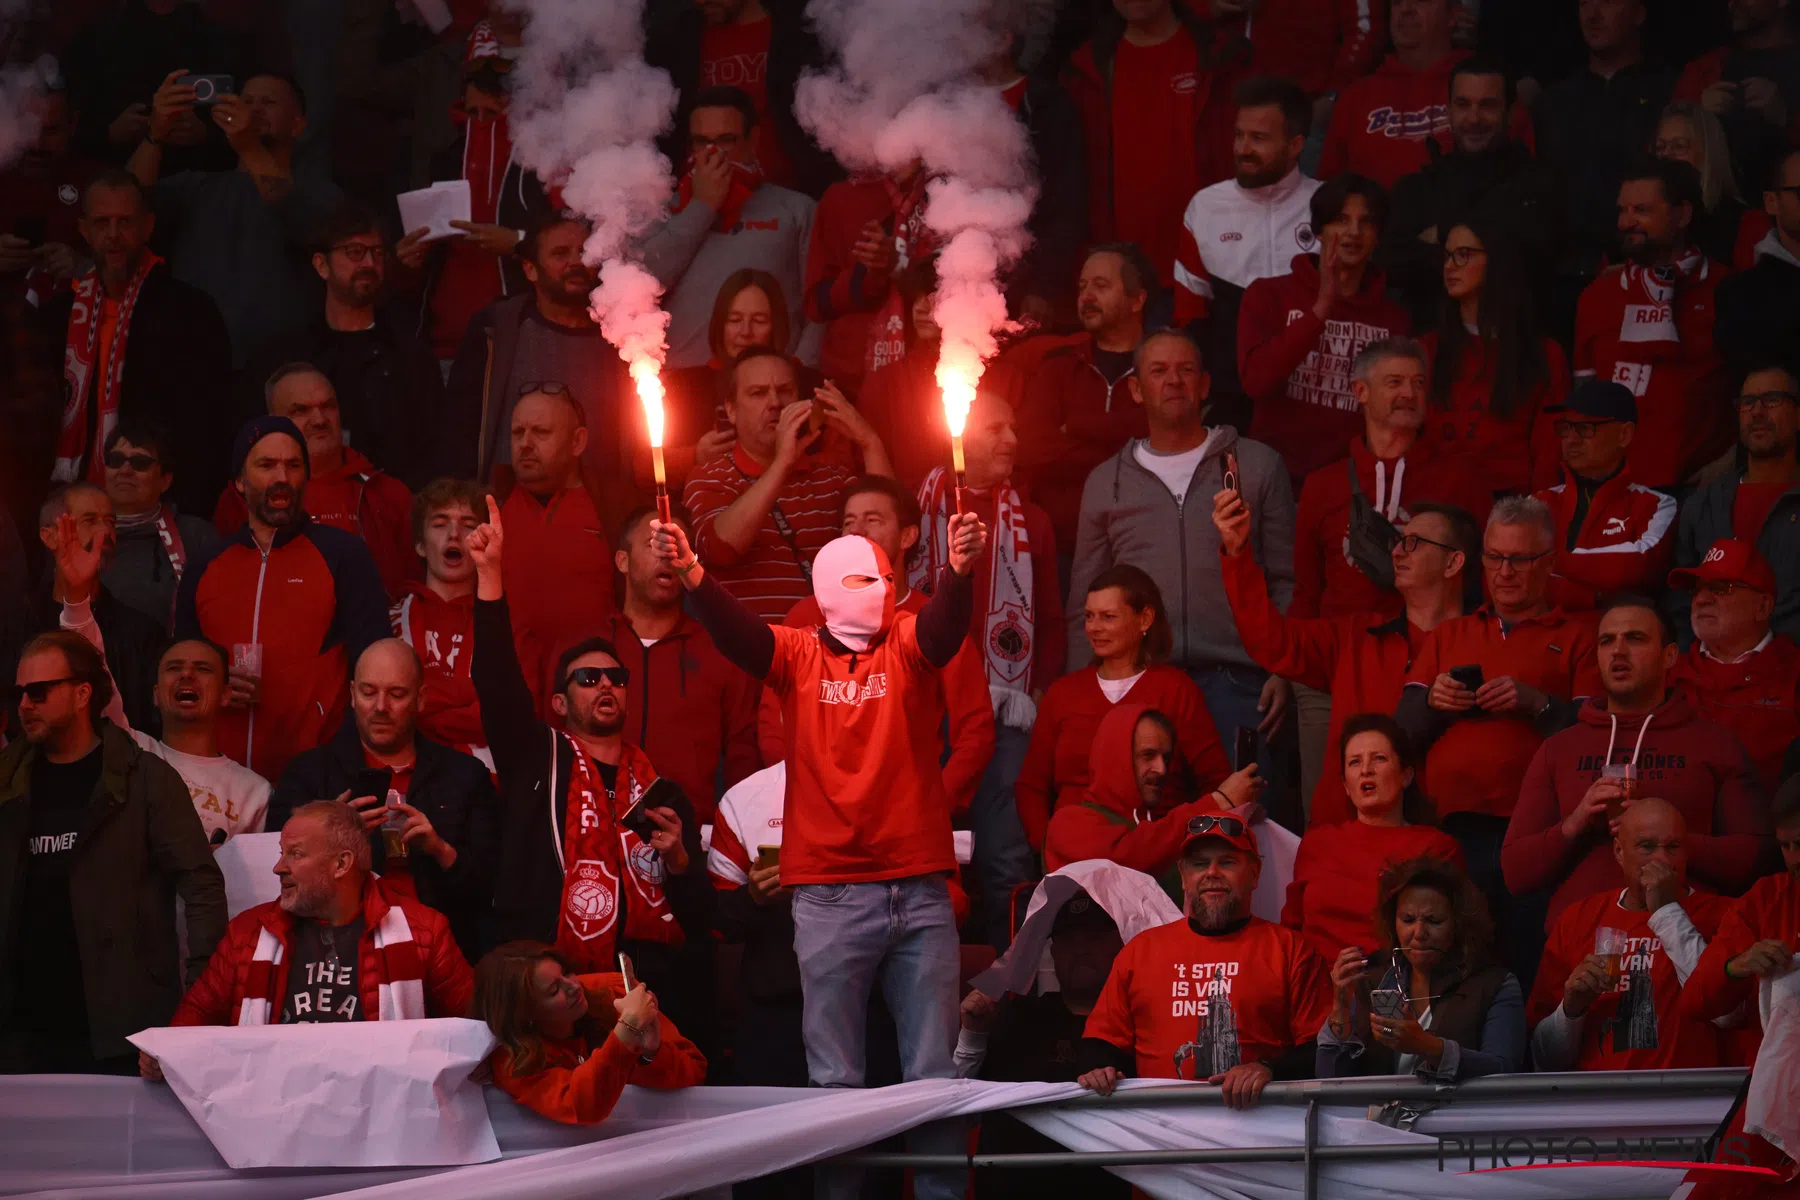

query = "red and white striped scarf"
[[912, 467, 1036, 724], [53, 253, 162, 486], [235, 899, 425, 1026], [1614, 249, 1707, 354]]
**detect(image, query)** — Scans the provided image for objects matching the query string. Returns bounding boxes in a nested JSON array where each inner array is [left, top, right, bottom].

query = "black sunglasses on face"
[[104, 451, 159, 471], [567, 665, 630, 689], [1185, 814, 1248, 838], [10, 677, 76, 705]]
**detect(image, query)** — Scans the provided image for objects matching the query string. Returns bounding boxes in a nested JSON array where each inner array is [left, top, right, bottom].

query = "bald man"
[[1526, 798, 1735, 1071], [268, 638, 500, 957]]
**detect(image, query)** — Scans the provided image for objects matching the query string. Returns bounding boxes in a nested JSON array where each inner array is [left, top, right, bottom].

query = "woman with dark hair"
[[1421, 215, 1567, 497], [1281, 715, 1463, 961], [472, 942, 705, 1125], [1014, 564, 1233, 851], [1316, 855, 1524, 1082]]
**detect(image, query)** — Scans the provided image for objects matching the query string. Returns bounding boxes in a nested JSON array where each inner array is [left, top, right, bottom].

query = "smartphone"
[[1233, 727, 1258, 772], [714, 404, 733, 435], [1448, 664, 1484, 692], [1369, 988, 1407, 1020], [621, 777, 678, 842], [189, 74, 235, 105], [13, 215, 45, 248], [351, 766, 393, 804], [617, 952, 638, 991], [1223, 450, 1240, 495], [755, 844, 781, 870]]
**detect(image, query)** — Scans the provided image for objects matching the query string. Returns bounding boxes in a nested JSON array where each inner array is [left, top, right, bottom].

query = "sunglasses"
[[1185, 814, 1248, 838], [104, 451, 160, 471], [567, 665, 630, 689], [519, 380, 574, 397], [10, 677, 76, 705]]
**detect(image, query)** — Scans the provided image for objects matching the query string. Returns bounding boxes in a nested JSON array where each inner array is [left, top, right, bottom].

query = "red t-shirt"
[[1526, 887, 1732, 1070], [1109, 35, 1203, 285], [1085, 917, 1334, 1080], [699, 16, 795, 188], [1731, 480, 1790, 544], [1280, 820, 1465, 962], [764, 616, 957, 885]]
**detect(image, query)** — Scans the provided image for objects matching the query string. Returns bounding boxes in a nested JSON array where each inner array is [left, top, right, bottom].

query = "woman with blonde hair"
[[1655, 102, 1769, 269]]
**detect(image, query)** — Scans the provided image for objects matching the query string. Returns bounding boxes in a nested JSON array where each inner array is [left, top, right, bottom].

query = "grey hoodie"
[[1066, 426, 1295, 671]]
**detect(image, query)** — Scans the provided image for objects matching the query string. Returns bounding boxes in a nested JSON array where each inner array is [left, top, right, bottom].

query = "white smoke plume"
[[795, 0, 1040, 419], [0, 55, 55, 173], [501, 0, 677, 399]]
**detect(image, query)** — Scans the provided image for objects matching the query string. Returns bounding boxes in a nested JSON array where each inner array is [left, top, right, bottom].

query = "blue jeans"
[[793, 875, 964, 1200], [968, 723, 1036, 950]]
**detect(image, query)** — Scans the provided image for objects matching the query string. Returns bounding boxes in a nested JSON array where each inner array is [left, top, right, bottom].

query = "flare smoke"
[[503, 0, 677, 385], [796, 0, 1040, 405], [0, 55, 53, 173]]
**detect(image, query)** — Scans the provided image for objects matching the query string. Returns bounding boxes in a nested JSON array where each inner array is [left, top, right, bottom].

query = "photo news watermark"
[[1436, 1133, 1761, 1173]]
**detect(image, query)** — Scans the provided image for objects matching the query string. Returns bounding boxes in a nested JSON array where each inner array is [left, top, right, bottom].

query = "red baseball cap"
[[1669, 539, 1776, 594], [1179, 814, 1260, 861]]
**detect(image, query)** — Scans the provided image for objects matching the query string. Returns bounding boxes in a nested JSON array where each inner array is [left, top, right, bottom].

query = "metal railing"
[[832, 1068, 1750, 1199]]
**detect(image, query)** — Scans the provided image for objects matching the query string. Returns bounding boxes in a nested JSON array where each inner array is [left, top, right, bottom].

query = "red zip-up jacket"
[[1005, 332, 1148, 553], [392, 583, 486, 761], [1534, 466, 1678, 610], [1418, 331, 1566, 495], [1319, 49, 1536, 186], [1220, 548, 1431, 826], [1503, 695, 1772, 927], [213, 447, 417, 602], [175, 514, 392, 781], [1195, 0, 1383, 97], [1670, 635, 1800, 795], [1044, 700, 1232, 874], [1292, 433, 1492, 621], [1239, 254, 1411, 483], [607, 609, 762, 825]]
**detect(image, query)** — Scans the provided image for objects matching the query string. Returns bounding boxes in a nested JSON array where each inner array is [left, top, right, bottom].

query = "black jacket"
[[41, 263, 235, 515], [644, 0, 839, 200], [442, 292, 535, 480], [26, 578, 167, 737], [0, 721, 225, 1058], [714, 857, 801, 1006], [1715, 241, 1800, 375], [241, 312, 449, 489], [1012, 75, 1088, 322], [266, 719, 501, 959]]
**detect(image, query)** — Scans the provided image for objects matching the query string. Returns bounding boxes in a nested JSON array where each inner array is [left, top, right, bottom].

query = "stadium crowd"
[[2, 0, 1799, 1196]]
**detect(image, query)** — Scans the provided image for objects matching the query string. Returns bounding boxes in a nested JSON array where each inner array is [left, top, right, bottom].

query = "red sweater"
[[1670, 636, 1800, 795], [214, 448, 418, 601], [392, 584, 485, 756], [1292, 433, 1492, 620], [1502, 695, 1771, 926], [1319, 49, 1536, 186], [1015, 664, 1230, 850], [1220, 549, 1430, 825], [1044, 701, 1233, 874], [1195, 0, 1384, 96], [498, 484, 616, 710], [1239, 255, 1411, 483], [1280, 819, 1464, 961], [1418, 331, 1565, 495], [489, 972, 707, 1125]]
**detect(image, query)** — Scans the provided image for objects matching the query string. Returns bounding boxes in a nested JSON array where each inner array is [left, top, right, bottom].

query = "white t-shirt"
[[131, 731, 271, 842], [1096, 670, 1146, 704], [1133, 429, 1225, 508]]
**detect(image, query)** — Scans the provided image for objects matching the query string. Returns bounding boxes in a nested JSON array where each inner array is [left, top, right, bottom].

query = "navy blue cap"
[[1547, 379, 1638, 423], [230, 415, 311, 480]]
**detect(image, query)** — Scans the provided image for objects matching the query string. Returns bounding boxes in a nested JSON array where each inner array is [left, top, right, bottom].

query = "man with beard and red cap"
[[1077, 813, 1332, 1107], [214, 364, 416, 600], [1045, 703, 1261, 882], [652, 504, 987, 1200], [175, 415, 391, 781]]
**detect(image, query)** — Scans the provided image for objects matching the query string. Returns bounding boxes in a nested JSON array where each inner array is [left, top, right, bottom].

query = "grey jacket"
[[1067, 427, 1296, 672], [1665, 468, 1800, 643], [101, 509, 219, 632]]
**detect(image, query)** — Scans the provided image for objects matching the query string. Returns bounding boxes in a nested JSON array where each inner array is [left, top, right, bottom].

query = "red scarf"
[[235, 882, 426, 1025], [552, 734, 681, 970], [672, 158, 765, 232], [865, 170, 937, 377], [153, 504, 188, 629], [54, 253, 162, 485], [1614, 249, 1708, 357]]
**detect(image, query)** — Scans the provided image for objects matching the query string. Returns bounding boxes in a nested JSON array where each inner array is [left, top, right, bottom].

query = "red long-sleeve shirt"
[[1680, 870, 1800, 1030], [1195, 0, 1384, 97], [1418, 331, 1565, 496], [1669, 635, 1800, 795], [1280, 819, 1464, 961]]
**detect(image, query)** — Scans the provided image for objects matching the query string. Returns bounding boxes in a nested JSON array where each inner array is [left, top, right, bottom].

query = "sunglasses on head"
[[1185, 814, 1247, 839], [567, 665, 629, 689], [104, 451, 159, 471], [10, 677, 76, 706], [519, 380, 573, 398]]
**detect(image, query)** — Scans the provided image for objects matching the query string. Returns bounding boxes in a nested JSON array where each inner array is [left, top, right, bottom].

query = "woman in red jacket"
[[1014, 565, 1233, 850], [1281, 714, 1463, 962], [1421, 215, 1566, 498], [473, 942, 706, 1125]]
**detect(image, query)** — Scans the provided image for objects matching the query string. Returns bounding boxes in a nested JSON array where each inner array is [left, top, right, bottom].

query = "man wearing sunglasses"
[[96, 420, 218, 631], [1668, 539, 1800, 793], [0, 630, 225, 1073], [1667, 357, 1800, 644], [1532, 378, 1676, 608], [1078, 814, 1331, 1108]]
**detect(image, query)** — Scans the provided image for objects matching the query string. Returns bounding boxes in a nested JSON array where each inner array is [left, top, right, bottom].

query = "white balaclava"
[[812, 535, 896, 652]]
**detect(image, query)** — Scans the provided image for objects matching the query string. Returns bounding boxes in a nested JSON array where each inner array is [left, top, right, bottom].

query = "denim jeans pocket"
[[798, 883, 852, 904]]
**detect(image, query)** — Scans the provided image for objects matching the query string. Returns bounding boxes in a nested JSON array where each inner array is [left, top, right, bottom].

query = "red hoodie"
[[802, 175, 932, 387], [1292, 433, 1492, 621], [1533, 466, 1678, 610], [1239, 254, 1411, 483], [391, 583, 486, 761], [1418, 331, 1565, 496], [1318, 49, 1536, 186], [499, 484, 616, 710], [1502, 694, 1771, 927], [1280, 818, 1463, 962], [214, 447, 418, 601], [1044, 701, 1233, 874], [1670, 635, 1800, 795]]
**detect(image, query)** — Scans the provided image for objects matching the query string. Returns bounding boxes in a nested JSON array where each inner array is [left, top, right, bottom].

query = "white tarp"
[[212, 832, 281, 917], [1745, 954, 1800, 1160], [128, 1020, 499, 1169], [970, 861, 1181, 999]]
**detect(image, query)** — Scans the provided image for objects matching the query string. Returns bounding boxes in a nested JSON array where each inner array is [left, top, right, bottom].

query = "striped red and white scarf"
[[234, 901, 425, 1025], [1614, 249, 1707, 353], [53, 253, 162, 486]]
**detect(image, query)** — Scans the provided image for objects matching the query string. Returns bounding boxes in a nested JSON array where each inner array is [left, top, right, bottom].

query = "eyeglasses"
[[1397, 533, 1458, 555], [1185, 814, 1248, 838], [9, 677, 75, 705], [1482, 549, 1552, 572], [1442, 246, 1487, 267], [330, 242, 386, 263], [1734, 392, 1798, 412], [1553, 418, 1619, 438], [691, 133, 743, 151], [104, 451, 159, 471], [567, 665, 630, 689], [1696, 580, 1757, 596], [518, 380, 574, 397]]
